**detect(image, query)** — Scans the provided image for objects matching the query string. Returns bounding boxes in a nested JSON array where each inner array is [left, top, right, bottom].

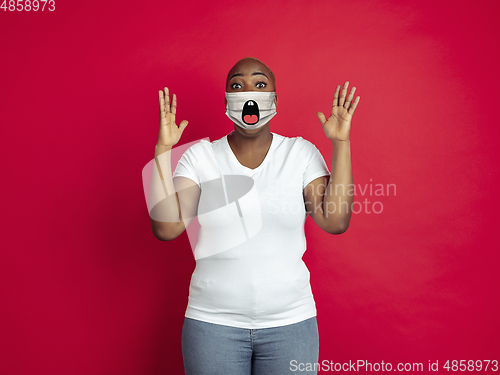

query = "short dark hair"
[[226, 57, 276, 91]]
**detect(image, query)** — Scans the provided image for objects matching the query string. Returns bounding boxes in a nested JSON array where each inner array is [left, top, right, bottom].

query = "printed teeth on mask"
[[242, 100, 260, 125]]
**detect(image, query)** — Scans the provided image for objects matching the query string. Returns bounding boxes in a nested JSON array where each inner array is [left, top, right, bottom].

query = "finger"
[[159, 90, 166, 118], [338, 81, 348, 108], [332, 85, 340, 108], [164, 87, 170, 113], [171, 93, 177, 116], [178, 120, 189, 135], [344, 86, 356, 108], [316, 112, 327, 126], [348, 96, 360, 115]]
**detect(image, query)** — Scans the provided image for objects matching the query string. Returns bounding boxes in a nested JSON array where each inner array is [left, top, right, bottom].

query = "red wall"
[[1, 0, 498, 373]]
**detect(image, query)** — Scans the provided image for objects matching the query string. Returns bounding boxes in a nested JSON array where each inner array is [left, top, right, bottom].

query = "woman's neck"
[[227, 125, 273, 154]]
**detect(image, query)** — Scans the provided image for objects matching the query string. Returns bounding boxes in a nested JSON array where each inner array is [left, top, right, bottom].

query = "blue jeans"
[[181, 316, 319, 374]]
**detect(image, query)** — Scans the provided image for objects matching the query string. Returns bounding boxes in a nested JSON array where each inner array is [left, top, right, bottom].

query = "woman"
[[149, 57, 360, 374]]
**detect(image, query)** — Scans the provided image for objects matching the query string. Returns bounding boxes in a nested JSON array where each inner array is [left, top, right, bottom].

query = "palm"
[[157, 87, 189, 148], [159, 112, 183, 146], [317, 82, 360, 142]]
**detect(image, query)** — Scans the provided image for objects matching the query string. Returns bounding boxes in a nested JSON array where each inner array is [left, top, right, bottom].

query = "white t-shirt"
[[172, 131, 330, 329]]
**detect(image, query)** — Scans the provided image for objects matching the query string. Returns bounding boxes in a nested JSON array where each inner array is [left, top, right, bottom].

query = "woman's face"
[[225, 59, 278, 106]]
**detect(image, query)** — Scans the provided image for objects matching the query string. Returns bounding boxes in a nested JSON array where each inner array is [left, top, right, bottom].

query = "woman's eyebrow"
[[252, 72, 269, 79], [229, 72, 269, 81]]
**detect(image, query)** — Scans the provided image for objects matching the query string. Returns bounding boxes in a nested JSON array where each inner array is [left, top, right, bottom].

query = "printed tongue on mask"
[[242, 100, 260, 125]]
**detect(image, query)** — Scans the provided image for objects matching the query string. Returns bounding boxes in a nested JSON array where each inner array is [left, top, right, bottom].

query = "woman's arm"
[[149, 145, 200, 241], [303, 82, 359, 234], [304, 140, 352, 234], [148, 88, 199, 241]]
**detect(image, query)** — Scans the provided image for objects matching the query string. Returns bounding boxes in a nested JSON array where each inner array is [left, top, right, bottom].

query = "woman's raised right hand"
[[157, 87, 189, 149]]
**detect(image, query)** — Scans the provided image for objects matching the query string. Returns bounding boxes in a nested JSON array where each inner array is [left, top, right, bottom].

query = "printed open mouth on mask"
[[242, 100, 259, 125]]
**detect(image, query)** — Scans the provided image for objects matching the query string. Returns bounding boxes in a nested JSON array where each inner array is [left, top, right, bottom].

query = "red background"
[[1, 0, 499, 374]]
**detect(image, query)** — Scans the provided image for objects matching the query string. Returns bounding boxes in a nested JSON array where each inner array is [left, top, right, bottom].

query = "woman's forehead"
[[229, 60, 270, 77], [226, 58, 276, 90]]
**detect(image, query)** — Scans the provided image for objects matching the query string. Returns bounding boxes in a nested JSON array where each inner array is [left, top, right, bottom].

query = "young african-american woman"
[[148, 57, 360, 374]]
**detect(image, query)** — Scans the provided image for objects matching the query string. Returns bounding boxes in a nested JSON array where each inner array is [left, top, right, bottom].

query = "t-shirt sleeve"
[[172, 144, 202, 187], [301, 139, 331, 190]]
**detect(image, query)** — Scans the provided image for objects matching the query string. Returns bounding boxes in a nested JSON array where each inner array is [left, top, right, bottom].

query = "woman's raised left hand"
[[316, 81, 360, 142]]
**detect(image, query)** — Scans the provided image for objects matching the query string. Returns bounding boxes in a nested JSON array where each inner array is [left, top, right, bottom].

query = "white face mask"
[[225, 91, 277, 130]]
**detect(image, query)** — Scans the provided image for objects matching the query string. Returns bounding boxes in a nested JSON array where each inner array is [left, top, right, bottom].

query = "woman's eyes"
[[230, 82, 267, 89]]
